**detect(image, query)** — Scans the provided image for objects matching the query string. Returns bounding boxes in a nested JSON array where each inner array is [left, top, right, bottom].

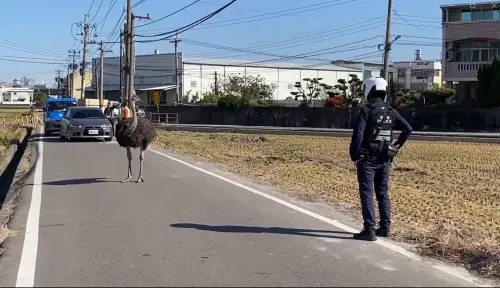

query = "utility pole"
[[382, 0, 393, 81], [97, 41, 112, 109], [56, 69, 63, 96], [66, 60, 70, 96], [68, 49, 80, 97], [80, 14, 92, 99], [170, 34, 182, 103], [128, 12, 150, 105], [214, 71, 218, 95], [125, 0, 133, 107], [123, 22, 129, 106], [119, 26, 124, 105]]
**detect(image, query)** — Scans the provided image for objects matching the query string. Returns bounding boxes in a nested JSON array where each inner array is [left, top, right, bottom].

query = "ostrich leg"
[[136, 148, 145, 183], [121, 147, 133, 183]]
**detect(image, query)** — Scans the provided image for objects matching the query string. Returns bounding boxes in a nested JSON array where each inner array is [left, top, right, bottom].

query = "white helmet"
[[362, 77, 388, 100]]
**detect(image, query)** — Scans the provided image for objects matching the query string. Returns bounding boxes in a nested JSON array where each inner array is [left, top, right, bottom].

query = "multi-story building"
[[441, 1, 500, 102], [394, 50, 442, 91]]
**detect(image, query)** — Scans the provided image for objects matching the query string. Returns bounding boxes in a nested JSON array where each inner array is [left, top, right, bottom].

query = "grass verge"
[[156, 130, 500, 279]]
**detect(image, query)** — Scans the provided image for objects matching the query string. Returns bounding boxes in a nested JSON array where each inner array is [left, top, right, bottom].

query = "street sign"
[[153, 91, 160, 105]]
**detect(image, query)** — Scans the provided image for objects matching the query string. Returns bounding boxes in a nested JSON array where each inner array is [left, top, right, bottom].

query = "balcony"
[[443, 61, 491, 81]]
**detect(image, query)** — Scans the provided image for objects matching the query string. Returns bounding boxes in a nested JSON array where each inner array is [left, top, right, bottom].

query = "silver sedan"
[[59, 107, 114, 141]]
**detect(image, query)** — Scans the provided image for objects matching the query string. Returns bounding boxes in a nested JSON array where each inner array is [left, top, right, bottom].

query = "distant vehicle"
[[43, 97, 77, 136], [59, 106, 113, 142]]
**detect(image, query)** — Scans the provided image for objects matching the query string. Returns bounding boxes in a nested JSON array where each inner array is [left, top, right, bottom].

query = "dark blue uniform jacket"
[[349, 98, 413, 162]]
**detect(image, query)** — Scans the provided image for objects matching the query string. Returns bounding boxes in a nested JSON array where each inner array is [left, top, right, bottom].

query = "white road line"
[[149, 148, 490, 287], [16, 127, 44, 287]]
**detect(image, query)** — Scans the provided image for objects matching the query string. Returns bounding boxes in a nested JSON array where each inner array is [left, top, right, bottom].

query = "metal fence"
[[146, 112, 179, 125]]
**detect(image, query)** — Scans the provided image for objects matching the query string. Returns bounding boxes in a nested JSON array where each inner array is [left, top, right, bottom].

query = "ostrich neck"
[[129, 98, 138, 133]]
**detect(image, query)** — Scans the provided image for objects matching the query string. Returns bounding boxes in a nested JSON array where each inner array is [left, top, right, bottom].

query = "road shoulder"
[[0, 129, 39, 287]]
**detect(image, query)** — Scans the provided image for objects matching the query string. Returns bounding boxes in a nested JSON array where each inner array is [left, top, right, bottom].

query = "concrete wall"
[[149, 105, 500, 132]]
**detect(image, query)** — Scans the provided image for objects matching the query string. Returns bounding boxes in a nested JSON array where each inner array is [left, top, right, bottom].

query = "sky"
[[0, 0, 464, 85]]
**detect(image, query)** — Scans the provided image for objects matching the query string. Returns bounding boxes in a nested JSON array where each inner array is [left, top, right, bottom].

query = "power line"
[[135, 0, 201, 28], [238, 36, 382, 66], [181, 39, 377, 62], [132, 0, 147, 8], [199, 0, 339, 20], [95, 0, 119, 29], [87, 0, 97, 16], [90, 0, 105, 23], [135, 0, 357, 37], [0, 58, 67, 64], [136, 0, 239, 40], [183, 17, 386, 59]]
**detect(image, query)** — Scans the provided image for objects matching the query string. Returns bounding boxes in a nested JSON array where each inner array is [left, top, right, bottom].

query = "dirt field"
[[156, 130, 500, 278]]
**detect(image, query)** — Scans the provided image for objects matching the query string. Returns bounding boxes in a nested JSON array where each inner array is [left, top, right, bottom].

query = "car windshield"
[[70, 109, 106, 119], [47, 101, 77, 112]]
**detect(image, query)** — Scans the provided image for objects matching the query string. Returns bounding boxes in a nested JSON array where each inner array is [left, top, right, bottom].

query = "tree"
[[290, 77, 332, 107], [334, 74, 363, 106], [477, 58, 500, 107], [211, 74, 275, 107], [394, 88, 419, 108], [420, 87, 455, 106], [32, 92, 47, 103]]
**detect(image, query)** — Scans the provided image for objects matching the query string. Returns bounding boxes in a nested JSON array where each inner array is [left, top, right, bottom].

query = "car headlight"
[[101, 124, 112, 128], [70, 124, 83, 128]]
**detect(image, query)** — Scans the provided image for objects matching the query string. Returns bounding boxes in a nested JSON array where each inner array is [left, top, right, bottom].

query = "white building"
[[0, 86, 34, 105], [92, 52, 368, 103], [393, 50, 442, 91], [182, 57, 363, 101]]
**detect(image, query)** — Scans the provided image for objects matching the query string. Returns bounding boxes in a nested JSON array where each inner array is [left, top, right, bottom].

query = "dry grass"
[[0, 125, 25, 162], [156, 130, 500, 278], [0, 111, 42, 126]]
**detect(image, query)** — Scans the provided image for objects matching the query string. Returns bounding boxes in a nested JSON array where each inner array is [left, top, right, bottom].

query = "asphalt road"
[[0, 127, 489, 287]]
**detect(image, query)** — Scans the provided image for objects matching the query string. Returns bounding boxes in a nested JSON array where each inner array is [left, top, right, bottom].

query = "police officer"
[[349, 76, 412, 241]]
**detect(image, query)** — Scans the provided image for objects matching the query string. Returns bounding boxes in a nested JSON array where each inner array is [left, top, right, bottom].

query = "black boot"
[[353, 228, 377, 241], [375, 227, 390, 237]]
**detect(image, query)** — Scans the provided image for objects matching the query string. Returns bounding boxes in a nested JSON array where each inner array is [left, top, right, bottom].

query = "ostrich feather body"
[[115, 117, 157, 150]]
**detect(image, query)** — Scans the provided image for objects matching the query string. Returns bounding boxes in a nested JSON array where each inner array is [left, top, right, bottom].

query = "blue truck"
[[43, 97, 78, 136]]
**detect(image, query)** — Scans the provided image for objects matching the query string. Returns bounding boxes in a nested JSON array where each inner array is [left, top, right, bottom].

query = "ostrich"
[[115, 93, 157, 183]]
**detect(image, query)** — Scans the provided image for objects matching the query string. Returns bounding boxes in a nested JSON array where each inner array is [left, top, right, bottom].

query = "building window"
[[494, 9, 500, 20], [461, 8, 500, 21], [2, 92, 10, 101], [483, 9, 493, 20], [434, 69, 440, 76], [472, 10, 483, 21], [490, 48, 498, 60], [461, 10, 472, 21], [190, 80, 196, 88], [472, 49, 480, 61], [13, 92, 17, 95], [288, 84, 293, 89], [397, 69, 405, 77]]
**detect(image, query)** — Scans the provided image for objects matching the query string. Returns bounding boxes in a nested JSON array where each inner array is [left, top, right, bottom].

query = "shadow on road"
[[29, 133, 107, 143], [42, 177, 120, 185], [170, 223, 353, 239]]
